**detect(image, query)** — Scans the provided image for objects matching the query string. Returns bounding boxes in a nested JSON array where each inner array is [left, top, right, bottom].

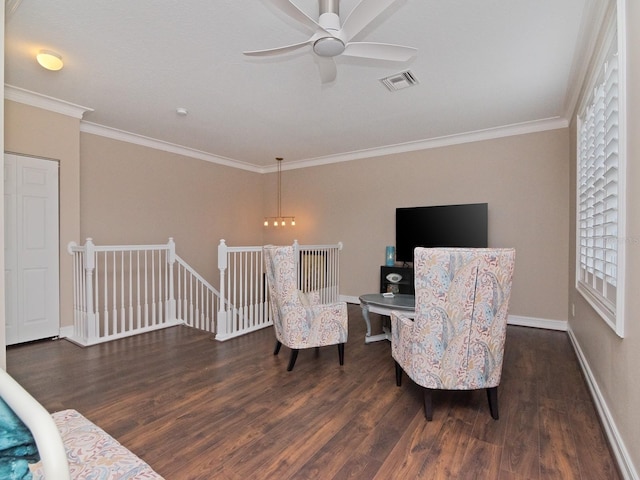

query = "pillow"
[[0, 399, 40, 480]]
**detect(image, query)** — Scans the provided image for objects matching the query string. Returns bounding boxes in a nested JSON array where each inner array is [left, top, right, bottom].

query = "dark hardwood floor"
[[7, 304, 619, 479]]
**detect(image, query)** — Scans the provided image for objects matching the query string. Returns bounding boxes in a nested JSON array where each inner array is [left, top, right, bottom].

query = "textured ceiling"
[[5, 0, 592, 170]]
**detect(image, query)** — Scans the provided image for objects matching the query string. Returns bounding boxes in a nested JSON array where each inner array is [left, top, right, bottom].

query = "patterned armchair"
[[263, 245, 348, 371], [392, 247, 515, 421]]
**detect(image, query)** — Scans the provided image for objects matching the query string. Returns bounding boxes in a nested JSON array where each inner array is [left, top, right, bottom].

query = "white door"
[[4, 154, 59, 345]]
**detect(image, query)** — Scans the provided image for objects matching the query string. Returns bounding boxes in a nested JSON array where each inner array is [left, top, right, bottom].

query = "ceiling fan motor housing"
[[315, 0, 343, 57]]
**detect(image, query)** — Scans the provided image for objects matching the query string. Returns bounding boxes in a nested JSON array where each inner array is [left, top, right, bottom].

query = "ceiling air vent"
[[380, 70, 418, 91]]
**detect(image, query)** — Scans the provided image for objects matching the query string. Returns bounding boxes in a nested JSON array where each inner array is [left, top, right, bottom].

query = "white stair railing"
[[69, 238, 343, 345], [68, 238, 189, 346], [215, 243, 267, 341], [215, 239, 343, 341]]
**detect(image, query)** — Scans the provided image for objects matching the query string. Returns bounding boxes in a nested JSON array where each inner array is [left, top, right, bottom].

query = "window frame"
[[575, 0, 627, 337]]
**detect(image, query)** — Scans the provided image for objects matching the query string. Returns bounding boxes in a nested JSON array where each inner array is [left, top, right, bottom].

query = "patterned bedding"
[[29, 410, 163, 480]]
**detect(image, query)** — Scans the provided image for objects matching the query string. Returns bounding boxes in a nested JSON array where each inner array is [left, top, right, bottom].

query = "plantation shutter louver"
[[577, 42, 619, 315]]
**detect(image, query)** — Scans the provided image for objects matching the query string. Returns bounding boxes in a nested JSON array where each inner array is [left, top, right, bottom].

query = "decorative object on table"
[[385, 272, 402, 284], [385, 246, 395, 266], [387, 284, 399, 294], [380, 266, 414, 295], [392, 247, 515, 421]]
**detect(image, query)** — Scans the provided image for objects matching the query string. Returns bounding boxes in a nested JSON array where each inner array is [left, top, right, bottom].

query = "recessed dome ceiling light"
[[36, 50, 63, 71]]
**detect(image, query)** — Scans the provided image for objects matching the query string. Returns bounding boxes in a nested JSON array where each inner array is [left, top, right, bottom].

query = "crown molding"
[[562, 0, 613, 120], [86, 116, 568, 174], [80, 122, 261, 173], [275, 116, 569, 172], [4, 84, 93, 119]]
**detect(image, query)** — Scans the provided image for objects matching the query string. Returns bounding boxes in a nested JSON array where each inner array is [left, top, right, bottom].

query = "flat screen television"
[[395, 203, 488, 264]]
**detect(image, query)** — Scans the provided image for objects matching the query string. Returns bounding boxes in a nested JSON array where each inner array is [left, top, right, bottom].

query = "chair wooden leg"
[[287, 349, 299, 371], [395, 361, 402, 386], [487, 387, 499, 420], [337, 343, 345, 365], [273, 341, 282, 355], [423, 388, 433, 421]]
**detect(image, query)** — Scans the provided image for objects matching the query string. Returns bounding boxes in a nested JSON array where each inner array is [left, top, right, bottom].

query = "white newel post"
[[166, 238, 176, 322], [83, 238, 97, 343], [217, 239, 228, 338]]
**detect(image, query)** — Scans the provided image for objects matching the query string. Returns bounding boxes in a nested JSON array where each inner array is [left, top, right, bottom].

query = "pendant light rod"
[[264, 157, 296, 227], [277, 157, 282, 218]]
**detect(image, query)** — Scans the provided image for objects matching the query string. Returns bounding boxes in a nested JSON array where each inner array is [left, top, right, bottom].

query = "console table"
[[359, 293, 415, 343]]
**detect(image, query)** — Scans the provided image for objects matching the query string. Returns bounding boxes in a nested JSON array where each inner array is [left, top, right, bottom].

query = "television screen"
[[395, 203, 488, 263]]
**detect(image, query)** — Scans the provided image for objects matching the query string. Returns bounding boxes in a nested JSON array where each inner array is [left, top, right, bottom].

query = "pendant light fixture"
[[264, 157, 295, 227]]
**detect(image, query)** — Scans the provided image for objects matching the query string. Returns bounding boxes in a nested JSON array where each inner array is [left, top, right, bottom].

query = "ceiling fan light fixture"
[[313, 37, 345, 57], [36, 49, 63, 71]]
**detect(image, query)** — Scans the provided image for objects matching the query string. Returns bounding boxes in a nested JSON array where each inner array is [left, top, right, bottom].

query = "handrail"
[[175, 254, 216, 292]]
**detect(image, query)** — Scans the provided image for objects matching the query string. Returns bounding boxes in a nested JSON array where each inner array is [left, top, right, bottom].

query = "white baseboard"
[[341, 295, 360, 304], [58, 325, 73, 339], [568, 327, 639, 480], [507, 314, 567, 331]]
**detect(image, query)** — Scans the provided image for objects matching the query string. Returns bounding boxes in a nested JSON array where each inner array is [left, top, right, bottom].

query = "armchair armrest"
[[311, 301, 348, 325], [391, 311, 415, 370], [391, 311, 414, 336]]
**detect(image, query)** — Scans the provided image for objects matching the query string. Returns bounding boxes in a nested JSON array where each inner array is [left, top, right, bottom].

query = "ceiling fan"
[[243, 0, 417, 83]]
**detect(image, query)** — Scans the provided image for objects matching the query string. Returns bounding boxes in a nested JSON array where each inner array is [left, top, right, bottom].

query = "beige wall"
[[79, 133, 264, 289], [568, 0, 640, 473], [265, 129, 570, 321], [4, 104, 569, 330], [4, 100, 81, 332]]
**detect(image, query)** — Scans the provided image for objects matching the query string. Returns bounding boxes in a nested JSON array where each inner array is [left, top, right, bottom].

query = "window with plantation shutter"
[[576, 6, 626, 337]]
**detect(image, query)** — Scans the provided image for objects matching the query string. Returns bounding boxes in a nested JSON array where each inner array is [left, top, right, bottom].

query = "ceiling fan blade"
[[243, 38, 314, 57], [267, 0, 323, 33], [339, 0, 399, 42], [342, 42, 417, 61], [317, 56, 337, 83]]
